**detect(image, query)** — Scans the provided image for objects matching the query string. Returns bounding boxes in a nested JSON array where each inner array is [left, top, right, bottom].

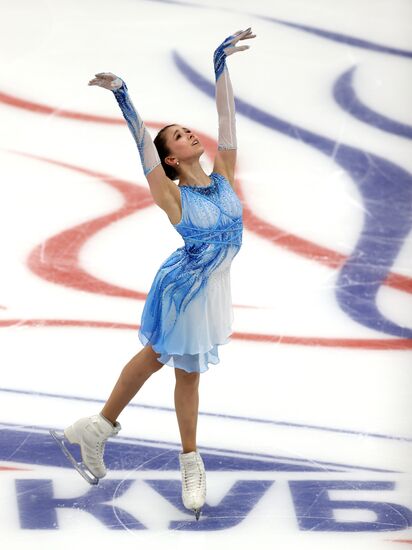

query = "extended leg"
[[51, 344, 164, 485], [101, 344, 164, 424]]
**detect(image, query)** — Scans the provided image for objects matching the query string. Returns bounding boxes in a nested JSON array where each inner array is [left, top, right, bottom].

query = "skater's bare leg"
[[174, 369, 200, 453], [101, 345, 164, 425]]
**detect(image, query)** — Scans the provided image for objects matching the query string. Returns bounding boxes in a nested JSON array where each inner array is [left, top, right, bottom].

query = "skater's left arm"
[[212, 28, 256, 188]]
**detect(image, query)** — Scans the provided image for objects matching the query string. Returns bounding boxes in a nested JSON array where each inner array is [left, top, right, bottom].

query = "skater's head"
[[154, 124, 204, 181]]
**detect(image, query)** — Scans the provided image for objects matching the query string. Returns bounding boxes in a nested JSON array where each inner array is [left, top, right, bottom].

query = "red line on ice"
[[1, 91, 411, 349]]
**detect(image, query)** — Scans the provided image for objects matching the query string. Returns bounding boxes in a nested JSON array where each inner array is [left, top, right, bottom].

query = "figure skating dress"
[[138, 171, 243, 373]]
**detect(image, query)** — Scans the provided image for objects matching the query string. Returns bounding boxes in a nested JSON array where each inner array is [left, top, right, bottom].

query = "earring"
[[176, 161, 179, 166]]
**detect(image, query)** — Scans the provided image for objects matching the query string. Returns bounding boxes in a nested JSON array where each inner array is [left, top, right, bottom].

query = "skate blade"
[[49, 429, 99, 485]]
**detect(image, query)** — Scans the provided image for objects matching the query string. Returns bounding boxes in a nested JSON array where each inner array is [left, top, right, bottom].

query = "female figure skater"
[[51, 27, 256, 520]]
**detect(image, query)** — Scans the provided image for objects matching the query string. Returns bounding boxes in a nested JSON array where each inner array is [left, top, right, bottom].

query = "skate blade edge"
[[49, 429, 99, 486]]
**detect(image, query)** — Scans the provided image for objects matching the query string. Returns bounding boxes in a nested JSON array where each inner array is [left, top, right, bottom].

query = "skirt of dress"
[[138, 267, 234, 373]]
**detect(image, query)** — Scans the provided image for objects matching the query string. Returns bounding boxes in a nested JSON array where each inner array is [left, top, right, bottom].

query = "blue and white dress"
[[138, 172, 243, 373]]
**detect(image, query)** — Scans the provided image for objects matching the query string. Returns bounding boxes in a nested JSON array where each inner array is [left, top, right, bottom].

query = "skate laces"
[[91, 417, 121, 467], [95, 440, 106, 466], [181, 453, 204, 492], [92, 428, 110, 467]]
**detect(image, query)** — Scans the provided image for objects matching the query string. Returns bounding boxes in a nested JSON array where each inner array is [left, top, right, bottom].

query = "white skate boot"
[[179, 450, 206, 520], [50, 413, 121, 485]]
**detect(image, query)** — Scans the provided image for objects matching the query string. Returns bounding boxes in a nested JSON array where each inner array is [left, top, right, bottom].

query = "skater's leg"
[[174, 368, 200, 453], [175, 369, 205, 519], [101, 344, 164, 425]]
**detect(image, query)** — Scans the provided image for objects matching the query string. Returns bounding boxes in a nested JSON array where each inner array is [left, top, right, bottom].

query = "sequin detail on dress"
[[138, 172, 243, 373]]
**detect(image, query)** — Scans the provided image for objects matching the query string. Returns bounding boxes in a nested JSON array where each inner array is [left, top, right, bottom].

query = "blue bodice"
[[173, 171, 243, 257]]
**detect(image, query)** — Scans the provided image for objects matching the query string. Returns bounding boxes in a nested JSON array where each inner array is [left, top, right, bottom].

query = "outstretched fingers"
[[94, 72, 117, 79], [230, 45, 250, 53], [232, 27, 256, 43], [221, 27, 256, 57], [88, 72, 121, 88]]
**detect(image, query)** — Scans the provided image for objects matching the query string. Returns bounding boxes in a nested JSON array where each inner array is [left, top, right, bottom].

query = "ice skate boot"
[[50, 413, 121, 485], [179, 450, 206, 520]]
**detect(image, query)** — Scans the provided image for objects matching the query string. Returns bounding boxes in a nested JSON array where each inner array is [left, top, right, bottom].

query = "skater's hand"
[[213, 27, 256, 77], [88, 72, 123, 90], [216, 27, 256, 57]]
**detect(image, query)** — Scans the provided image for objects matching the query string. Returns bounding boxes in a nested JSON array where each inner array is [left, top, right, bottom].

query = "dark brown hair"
[[154, 124, 179, 181]]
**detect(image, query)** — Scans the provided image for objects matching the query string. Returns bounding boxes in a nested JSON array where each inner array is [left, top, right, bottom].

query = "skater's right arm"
[[88, 72, 177, 212]]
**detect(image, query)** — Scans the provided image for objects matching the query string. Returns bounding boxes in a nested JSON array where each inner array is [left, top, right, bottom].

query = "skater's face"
[[164, 125, 204, 168]]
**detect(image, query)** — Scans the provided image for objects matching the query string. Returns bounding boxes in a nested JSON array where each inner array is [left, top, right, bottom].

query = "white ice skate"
[[50, 413, 121, 485], [179, 450, 206, 520]]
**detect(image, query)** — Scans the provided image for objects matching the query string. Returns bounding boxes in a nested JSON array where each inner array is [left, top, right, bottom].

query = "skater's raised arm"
[[88, 72, 175, 210], [212, 28, 256, 187]]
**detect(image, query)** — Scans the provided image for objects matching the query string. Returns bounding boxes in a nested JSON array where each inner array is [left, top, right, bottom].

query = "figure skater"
[[50, 27, 256, 521]]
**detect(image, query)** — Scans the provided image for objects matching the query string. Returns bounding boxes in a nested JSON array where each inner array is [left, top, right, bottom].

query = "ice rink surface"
[[0, 0, 411, 547]]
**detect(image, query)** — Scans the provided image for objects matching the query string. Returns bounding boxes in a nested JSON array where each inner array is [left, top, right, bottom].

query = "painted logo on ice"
[[1, 423, 411, 533]]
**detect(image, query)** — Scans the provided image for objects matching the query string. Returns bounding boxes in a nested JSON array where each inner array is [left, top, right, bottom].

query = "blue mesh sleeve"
[[112, 81, 161, 176], [213, 37, 237, 151]]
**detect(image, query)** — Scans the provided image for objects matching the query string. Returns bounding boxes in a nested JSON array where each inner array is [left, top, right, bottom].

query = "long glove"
[[213, 28, 256, 151], [88, 72, 161, 177]]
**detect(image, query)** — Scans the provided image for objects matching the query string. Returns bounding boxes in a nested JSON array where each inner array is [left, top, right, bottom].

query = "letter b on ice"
[[289, 480, 412, 531]]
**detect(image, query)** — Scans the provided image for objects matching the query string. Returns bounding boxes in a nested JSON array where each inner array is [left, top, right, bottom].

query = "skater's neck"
[[178, 163, 210, 188]]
